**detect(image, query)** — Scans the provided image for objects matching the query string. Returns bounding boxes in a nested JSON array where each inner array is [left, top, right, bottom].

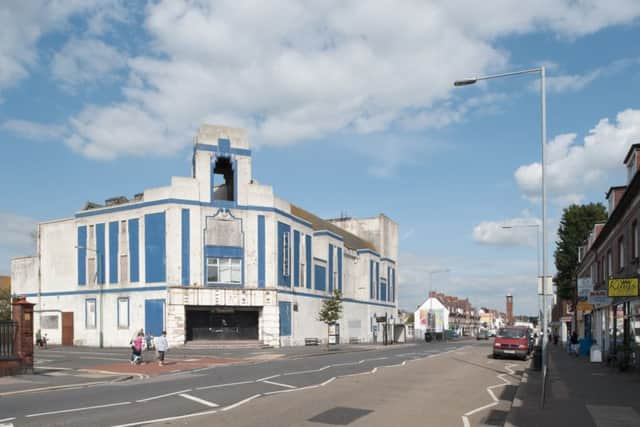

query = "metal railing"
[[0, 320, 17, 360]]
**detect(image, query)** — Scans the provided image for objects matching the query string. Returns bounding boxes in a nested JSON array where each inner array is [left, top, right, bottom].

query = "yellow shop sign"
[[608, 278, 639, 297]]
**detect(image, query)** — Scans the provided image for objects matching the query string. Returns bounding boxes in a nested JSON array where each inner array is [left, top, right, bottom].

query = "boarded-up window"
[[41, 315, 59, 329], [88, 257, 96, 284], [86, 299, 96, 329], [118, 298, 129, 329], [120, 254, 128, 283]]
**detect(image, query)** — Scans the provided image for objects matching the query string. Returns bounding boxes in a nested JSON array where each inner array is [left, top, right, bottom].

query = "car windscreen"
[[497, 328, 526, 339]]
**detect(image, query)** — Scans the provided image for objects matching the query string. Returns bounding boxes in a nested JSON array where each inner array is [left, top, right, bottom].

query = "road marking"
[[178, 393, 219, 408], [196, 380, 254, 390], [0, 418, 15, 423], [255, 374, 280, 381], [221, 394, 262, 411], [461, 362, 520, 427], [321, 377, 336, 386], [136, 389, 192, 402], [26, 401, 131, 417], [111, 409, 219, 427], [0, 380, 116, 397], [262, 380, 297, 389]]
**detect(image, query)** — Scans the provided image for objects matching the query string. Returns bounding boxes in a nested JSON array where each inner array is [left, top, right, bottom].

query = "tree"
[[317, 290, 343, 348], [0, 287, 11, 321], [406, 312, 415, 324], [554, 203, 607, 300]]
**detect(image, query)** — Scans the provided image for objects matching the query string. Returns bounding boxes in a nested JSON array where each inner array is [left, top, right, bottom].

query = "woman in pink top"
[[131, 332, 144, 364]]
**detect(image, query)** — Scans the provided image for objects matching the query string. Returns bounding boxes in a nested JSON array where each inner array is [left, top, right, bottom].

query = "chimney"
[[506, 294, 514, 326]]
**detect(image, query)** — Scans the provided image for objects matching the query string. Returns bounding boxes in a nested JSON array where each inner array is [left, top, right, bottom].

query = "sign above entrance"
[[608, 278, 639, 297], [588, 290, 612, 306], [576, 301, 594, 313]]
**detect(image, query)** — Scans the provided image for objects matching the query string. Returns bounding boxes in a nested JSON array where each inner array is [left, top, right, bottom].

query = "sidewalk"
[[506, 345, 640, 426]]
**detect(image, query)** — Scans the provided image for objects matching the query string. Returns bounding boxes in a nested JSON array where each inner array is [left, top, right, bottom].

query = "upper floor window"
[[607, 250, 613, 277], [633, 221, 638, 260], [618, 237, 625, 270], [207, 257, 241, 285], [213, 157, 235, 202]]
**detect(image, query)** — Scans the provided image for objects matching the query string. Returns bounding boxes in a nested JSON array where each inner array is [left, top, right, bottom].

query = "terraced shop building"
[[11, 125, 398, 347]]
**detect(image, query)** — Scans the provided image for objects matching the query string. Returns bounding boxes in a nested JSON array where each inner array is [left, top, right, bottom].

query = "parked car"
[[493, 327, 529, 360], [477, 329, 489, 340]]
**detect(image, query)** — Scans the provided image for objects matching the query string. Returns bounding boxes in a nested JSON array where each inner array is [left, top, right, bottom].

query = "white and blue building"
[[11, 125, 399, 347]]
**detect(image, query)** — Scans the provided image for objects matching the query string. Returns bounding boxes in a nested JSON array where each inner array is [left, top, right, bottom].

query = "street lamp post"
[[76, 245, 104, 348], [455, 67, 549, 405]]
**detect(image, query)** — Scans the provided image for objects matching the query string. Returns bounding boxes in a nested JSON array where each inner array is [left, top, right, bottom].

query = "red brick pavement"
[[89, 357, 245, 377]]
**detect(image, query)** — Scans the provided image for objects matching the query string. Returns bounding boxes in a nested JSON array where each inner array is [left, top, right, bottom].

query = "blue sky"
[[2, 1, 640, 316]]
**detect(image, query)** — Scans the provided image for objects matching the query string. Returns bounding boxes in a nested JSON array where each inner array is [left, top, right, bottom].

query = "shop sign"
[[576, 301, 594, 313], [608, 278, 639, 297], [577, 277, 593, 298], [588, 290, 612, 306]]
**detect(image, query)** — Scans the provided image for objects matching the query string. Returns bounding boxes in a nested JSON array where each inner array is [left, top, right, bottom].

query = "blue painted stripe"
[[337, 247, 343, 292], [18, 285, 168, 298], [277, 222, 291, 287], [128, 219, 139, 283], [387, 267, 391, 302], [258, 215, 265, 288], [278, 289, 396, 308], [75, 200, 313, 229], [314, 230, 343, 241], [358, 248, 381, 258], [381, 257, 396, 264], [77, 226, 87, 286], [109, 221, 118, 284], [145, 212, 166, 283], [293, 230, 300, 287], [279, 301, 292, 336], [376, 261, 380, 300], [96, 223, 105, 284], [181, 209, 190, 286], [305, 235, 312, 290], [314, 265, 326, 291], [392, 268, 396, 302], [328, 244, 334, 292], [369, 260, 374, 299], [195, 143, 252, 157], [204, 245, 243, 258]]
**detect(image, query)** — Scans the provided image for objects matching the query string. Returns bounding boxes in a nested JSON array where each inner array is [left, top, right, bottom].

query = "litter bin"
[[533, 345, 542, 371]]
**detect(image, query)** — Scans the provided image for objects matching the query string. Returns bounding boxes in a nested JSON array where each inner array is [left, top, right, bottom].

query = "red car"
[[493, 327, 529, 360]]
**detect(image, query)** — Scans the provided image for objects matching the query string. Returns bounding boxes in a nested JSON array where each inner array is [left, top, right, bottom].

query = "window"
[[619, 237, 625, 270], [607, 250, 612, 277], [283, 231, 290, 277], [213, 156, 235, 201], [207, 257, 242, 284], [86, 299, 96, 329], [117, 297, 129, 329], [88, 257, 96, 284], [633, 221, 638, 260]]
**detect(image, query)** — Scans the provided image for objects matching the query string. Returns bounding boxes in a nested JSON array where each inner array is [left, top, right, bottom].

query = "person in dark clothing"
[[570, 331, 579, 356]]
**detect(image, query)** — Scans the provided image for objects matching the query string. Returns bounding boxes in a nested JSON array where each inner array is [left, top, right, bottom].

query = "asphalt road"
[[0, 340, 525, 427]]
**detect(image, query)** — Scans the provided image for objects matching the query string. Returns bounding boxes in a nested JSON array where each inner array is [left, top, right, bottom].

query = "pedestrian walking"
[[570, 331, 579, 356], [154, 331, 169, 366], [131, 331, 144, 364], [36, 329, 43, 348]]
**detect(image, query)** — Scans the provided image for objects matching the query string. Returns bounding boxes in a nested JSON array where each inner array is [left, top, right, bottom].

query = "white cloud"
[[543, 69, 602, 93], [52, 38, 127, 90], [1, 119, 66, 141], [55, 0, 640, 160], [472, 217, 541, 247], [0, 212, 37, 275], [515, 109, 640, 202]]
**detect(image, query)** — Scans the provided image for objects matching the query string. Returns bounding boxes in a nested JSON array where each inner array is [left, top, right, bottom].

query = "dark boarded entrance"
[[186, 306, 259, 341]]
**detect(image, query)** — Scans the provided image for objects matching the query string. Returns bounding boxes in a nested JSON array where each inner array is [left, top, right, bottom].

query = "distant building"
[[11, 125, 398, 347], [0, 276, 9, 293]]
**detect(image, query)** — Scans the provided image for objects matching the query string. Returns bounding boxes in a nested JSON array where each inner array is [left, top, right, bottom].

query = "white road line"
[[26, 401, 131, 417], [370, 367, 378, 373], [321, 377, 336, 386], [262, 380, 297, 389], [255, 374, 280, 381], [111, 409, 219, 427], [464, 401, 499, 417], [221, 394, 262, 411], [136, 389, 192, 403], [196, 380, 254, 390], [0, 417, 16, 423], [178, 393, 219, 408]]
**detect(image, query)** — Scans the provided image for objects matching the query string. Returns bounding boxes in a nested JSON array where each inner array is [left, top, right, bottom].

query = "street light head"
[[454, 78, 477, 87]]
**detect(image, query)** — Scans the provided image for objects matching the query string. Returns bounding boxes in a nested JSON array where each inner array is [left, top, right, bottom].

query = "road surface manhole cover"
[[308, 406, 373, 425]]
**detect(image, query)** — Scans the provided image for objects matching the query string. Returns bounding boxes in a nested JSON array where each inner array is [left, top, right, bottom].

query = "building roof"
[[623, 143, 640, 164], [290, 204, 377, 251]]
